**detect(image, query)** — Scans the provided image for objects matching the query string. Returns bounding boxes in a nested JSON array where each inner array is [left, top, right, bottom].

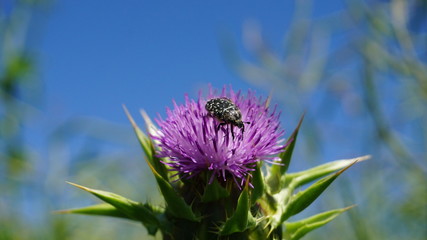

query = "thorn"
[[52, 209, 69, 214], [335, 159, 360, 176], [344, 204, 357, 211], [122, 105, 138, 129], [66, 181, 90, 191]]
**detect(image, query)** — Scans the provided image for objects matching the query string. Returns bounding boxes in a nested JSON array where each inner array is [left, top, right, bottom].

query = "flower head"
[[154, 86, 284, 185]]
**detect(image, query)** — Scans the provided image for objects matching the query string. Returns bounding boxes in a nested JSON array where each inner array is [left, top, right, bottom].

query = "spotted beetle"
[[205, 97, 250, 139]]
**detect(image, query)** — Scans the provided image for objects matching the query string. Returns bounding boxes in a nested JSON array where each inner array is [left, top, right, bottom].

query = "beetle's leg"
[[240, 122, 250, 140], [217, 122, 226, 132], [231, 124, 235, 140]]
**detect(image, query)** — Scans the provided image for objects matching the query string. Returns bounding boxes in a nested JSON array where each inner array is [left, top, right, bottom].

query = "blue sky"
[[38, 0, 344, 124]]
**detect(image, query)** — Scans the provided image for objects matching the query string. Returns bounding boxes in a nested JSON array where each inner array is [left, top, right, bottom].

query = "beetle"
[[205, 97, 250, 139]]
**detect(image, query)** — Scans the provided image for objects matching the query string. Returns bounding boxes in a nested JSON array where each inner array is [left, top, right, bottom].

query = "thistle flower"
[[63, 85, 369, 240], [153, 86, 285, 185]]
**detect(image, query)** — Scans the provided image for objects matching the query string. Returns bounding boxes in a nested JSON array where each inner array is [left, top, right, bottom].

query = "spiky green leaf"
[[281, 160, 357, 222], [65, 182, 162, 235], [56, 203, 130, 219], [219, 180, 255, 235], [145, 160, 199, 222], [123, 106, 168, 180], [267, 114, 304, 193], [284, 205, 355, 240], [201, 178, 230, 202], [251, 162, 265, 204], [140, 109, 158, 136], [286, 155, 370, 188], [66, 182, 141, 216]]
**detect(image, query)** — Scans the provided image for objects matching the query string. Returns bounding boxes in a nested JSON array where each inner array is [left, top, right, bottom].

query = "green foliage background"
[[1, 0, 425, 239]]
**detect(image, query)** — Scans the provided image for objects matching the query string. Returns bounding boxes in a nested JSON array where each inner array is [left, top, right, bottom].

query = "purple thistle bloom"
[[154, 86, 285, 185]]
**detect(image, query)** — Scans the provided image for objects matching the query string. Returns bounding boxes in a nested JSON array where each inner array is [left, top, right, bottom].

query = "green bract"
[[60, 106, 369, 239]]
